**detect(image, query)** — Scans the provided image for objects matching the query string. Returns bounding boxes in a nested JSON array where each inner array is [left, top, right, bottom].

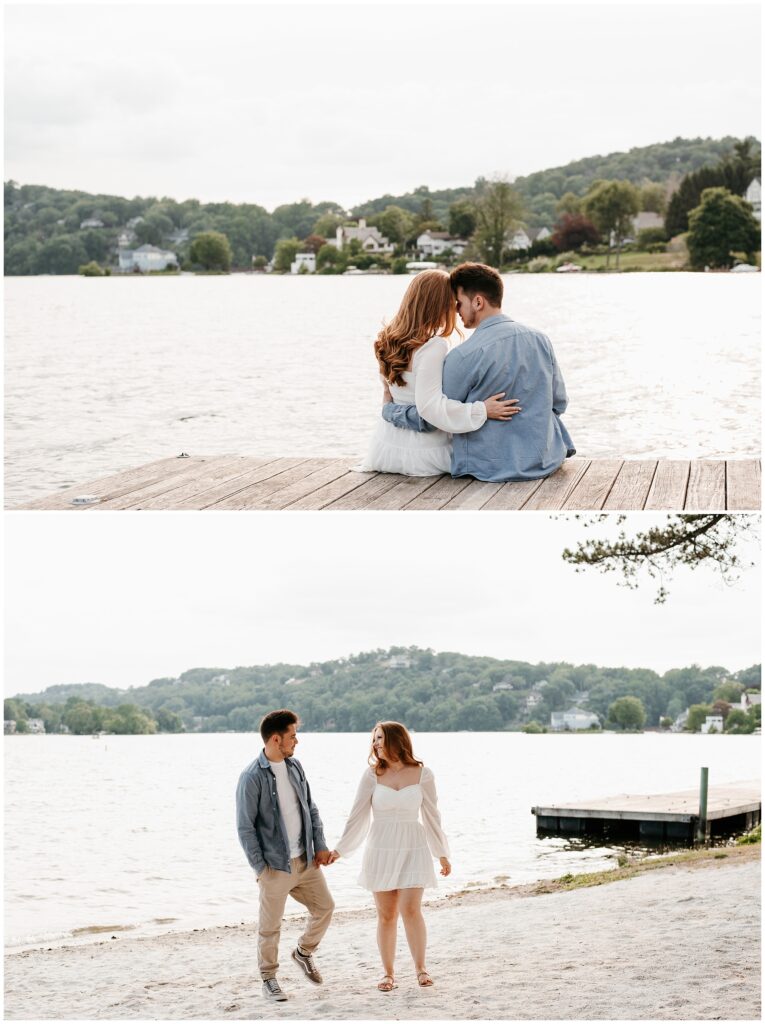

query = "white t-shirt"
[[268, 759, 305, 858]]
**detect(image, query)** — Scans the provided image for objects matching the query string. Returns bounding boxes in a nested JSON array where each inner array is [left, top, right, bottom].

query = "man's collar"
[[473, 312, 510, 333], [258, 748, 293, 769]]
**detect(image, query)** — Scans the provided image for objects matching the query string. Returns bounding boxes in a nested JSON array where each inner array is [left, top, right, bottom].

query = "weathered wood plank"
[[321, 472, 407, 510], [15, 458, 761, 511], [17, 455, 213, 511], [204, 458, 325, 510], [255, 460, 361, 510], [364, 474, 443, 511], [562, 460, 624, 510], [284, 470, 378, 511], [644, 460, 691, 510], [163, 458, 303, 511], [481, 477, 546, 511], [727, 460, 762, 511], [685, 460, 727, 511], [442, 478, 503, 510], [602, 461, 657, 511], [519, 458, 590, 511], [95, 455, 250, 510], [404, 475, 475, 511], [533, 782, 760, 823]]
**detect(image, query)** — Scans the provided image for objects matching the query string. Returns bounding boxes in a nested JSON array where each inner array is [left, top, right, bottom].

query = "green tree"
[[79, 260, 107, 277], [189, 231, 232, 271], [607, 696, 646, 730], [369, 205, 416, 247], [107, 703, 157, 734], [273, 237, 301, 273], [522, 720, 546, 733], [155, 708, 184, 732], [687, 187, 761, 270], [474, 178, 524, 267], [686, 703, 713, 732], [556, 192, 583, 217], [448, 199, 477, 239], [583, 180, 640, 268], [316, 243, 346, 274], [639, 182, 667, 215], [563, 514, 757, 604]]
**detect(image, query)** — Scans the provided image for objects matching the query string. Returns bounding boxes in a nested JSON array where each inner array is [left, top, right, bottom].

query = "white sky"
[[4, 513, 760, 695], [4, 2, 761, 210]]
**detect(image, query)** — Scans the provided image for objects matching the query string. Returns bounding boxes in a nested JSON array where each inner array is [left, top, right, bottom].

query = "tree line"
[[5, 136, 759, 276], [6, 647, 760, 735]]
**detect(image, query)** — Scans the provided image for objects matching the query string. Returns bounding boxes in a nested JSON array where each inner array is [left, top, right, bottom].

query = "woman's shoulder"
[[413, 336, 448, 361], [419, 763, 434, 783]]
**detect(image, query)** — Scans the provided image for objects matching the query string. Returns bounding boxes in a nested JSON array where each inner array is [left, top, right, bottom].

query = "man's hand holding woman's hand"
[[484, 393, 520, 420], [314, 849, 341, 868]]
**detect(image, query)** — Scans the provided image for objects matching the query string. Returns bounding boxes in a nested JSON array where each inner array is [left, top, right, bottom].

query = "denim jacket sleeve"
[[381, 401, 436, 433], [235, 770, 267, 875], [305, 776, 329, 854]]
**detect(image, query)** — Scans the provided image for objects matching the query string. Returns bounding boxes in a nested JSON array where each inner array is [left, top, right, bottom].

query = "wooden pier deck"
[[532, 780, 761, 842], [16, 455, 761, 511]]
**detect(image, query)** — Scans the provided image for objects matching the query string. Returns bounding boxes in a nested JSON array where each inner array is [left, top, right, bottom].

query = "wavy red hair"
[[374, 270, 459, 387], [368, 721, 423, 776]]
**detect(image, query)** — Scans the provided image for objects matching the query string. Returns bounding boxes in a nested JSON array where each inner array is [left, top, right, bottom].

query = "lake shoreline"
[[5, 851, 759, 1019]]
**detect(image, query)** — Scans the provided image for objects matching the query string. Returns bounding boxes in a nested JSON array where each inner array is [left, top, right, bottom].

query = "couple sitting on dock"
[[358, 262, 576, 481]]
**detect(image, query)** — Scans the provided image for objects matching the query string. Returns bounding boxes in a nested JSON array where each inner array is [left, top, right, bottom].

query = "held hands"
[[313, 849, 341, 868], [484, 393, 520, 421], [439, 857, 452, 877]]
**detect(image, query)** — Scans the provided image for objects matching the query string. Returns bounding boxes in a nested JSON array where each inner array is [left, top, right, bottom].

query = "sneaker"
[[292, 946, 323, 984], [262, 978, 288, 1001]]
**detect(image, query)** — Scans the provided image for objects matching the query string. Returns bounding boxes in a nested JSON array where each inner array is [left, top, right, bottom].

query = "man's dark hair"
[[450, 262, 503, 307], [260, 708, 299, 743]]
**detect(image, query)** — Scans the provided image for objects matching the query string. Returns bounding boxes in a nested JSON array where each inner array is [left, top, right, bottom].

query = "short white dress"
[[357, 337, 487, 476], [334, 766, 450, 892]]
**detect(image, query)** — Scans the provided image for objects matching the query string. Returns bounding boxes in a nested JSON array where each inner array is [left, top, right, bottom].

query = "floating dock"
[[532, 780, 761, 843], [16, 455, 761, 511]]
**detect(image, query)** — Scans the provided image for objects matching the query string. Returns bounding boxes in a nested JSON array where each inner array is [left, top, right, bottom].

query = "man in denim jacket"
[[236, 709, 334, 1002], [382, 262, 575, 482]]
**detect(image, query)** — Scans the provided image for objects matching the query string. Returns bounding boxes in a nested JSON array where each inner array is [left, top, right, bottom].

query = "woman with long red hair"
[[357, 269, 518, 474], [328, 722, 450, 992]]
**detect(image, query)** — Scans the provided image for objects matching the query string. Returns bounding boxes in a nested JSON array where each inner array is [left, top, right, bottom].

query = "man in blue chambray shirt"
[[382, 262, 575, 482]]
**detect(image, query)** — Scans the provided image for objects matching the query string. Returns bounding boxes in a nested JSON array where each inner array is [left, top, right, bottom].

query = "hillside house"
[[290, 253, 316, 274], [119, 244, 178, 273], [335, 219, 393, 254], [416, 231, 468, 258], [4, 720, 16, 734], [741, 691, 762, 710], [27, 718, 46, 734], [700, 714, 725, 734], [550, 707, 600, 731], [80, 217, 104, 229]]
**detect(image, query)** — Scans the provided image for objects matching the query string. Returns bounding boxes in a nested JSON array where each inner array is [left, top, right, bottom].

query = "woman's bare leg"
[[398, 888, 430, 980], [373, 890, 399, 984]]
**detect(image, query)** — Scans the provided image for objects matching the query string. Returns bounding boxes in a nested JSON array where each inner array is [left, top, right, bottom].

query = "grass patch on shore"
[[535, 843, 760, 895]]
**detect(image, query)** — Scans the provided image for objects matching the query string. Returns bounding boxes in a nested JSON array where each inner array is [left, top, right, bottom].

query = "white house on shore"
[[118, 244, 178, 273], [741, 691, 762, 711], [700, 714, 725, 734], [334, 219, 393, 254], [290, 253, 316, 274], [745, 178, 761, 220], [80, 217, 104, 230], [416, 231, 468, 258], [550, 707, 600, 731]]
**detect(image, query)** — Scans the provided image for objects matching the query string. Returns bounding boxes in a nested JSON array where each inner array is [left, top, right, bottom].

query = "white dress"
[[334, 766, 450, 892], [357, 337, 487, 476]]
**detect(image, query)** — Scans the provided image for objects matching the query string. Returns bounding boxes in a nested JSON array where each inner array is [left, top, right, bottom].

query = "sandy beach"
[[5, 852, 760, 1020]]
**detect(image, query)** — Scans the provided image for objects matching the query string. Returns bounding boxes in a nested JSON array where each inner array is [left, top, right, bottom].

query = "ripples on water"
[[3, 732, 759, 951], [4, 274, 761, 504]]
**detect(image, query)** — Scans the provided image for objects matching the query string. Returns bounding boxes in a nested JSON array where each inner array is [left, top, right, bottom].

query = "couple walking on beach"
[[358, 261, 575, 481], [236, 709, 450, 1001]]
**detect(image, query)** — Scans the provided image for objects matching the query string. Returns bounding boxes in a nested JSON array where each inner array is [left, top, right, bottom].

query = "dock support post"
[[696, 767, 709, 843]]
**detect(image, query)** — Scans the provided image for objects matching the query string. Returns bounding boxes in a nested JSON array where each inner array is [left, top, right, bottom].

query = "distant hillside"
[[8, 646, 761, 733], [4, 135, 759, 273]]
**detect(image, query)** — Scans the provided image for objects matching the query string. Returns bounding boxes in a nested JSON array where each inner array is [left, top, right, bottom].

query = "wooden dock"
[[15, 455, 761, 511], [532, 780, 761, 843]]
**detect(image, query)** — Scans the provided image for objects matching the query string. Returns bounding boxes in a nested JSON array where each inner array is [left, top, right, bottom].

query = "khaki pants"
[[257, 855, 335, 980]]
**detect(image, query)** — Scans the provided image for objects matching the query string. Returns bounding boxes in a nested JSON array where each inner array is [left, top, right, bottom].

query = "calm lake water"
[[4, 732, 760, 951], [4, 274, 761, 505]]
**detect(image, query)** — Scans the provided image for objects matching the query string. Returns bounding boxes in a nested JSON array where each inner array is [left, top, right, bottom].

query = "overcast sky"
[[4, 513, 760, 695], [4, 2, 761, 210]]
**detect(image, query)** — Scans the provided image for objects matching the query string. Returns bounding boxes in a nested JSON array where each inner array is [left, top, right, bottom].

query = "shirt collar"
[[472, 312, 511, 334]]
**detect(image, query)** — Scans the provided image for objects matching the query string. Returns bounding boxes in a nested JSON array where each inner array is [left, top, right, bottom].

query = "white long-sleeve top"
[[334, 765, 450, 860], [391, 337, 487, 434]]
